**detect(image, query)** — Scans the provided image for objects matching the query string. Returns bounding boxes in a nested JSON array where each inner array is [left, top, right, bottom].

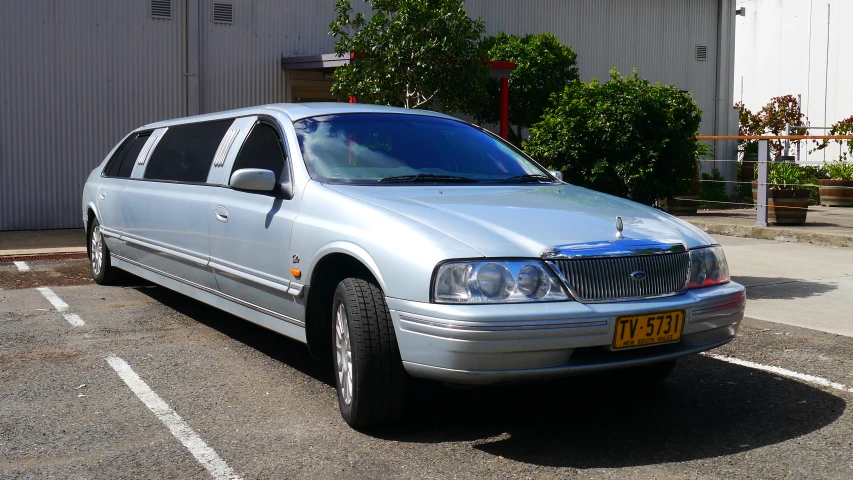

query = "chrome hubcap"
[[335, 303, 353, 406], [91, 226, 103, 275]]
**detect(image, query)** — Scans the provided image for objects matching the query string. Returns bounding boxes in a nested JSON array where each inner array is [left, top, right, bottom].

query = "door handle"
[[98, 191, 106, 200], [215, 206, 229, 222]]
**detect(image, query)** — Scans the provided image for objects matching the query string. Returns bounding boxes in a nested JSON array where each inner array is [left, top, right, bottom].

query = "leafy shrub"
[[524, 69, 702, 205], [768, 162, 810, 190], [812, 115, 853, 160], [329, 0, 485, 113], [826, 160, 853, 180], [472, 33, 579, 139]]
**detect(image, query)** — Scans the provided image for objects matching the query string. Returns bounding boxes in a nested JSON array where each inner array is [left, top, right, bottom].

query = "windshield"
[[292, 113, 554, 184]]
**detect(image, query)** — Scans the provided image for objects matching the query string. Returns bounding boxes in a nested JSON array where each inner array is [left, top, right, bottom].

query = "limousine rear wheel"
[[89, 219, 118, 285], [333, 277, 407, 428]]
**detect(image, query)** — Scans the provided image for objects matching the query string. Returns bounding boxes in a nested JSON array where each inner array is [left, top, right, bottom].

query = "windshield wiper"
[[378, 174, 479, 183], [499, 173, 554, 183]]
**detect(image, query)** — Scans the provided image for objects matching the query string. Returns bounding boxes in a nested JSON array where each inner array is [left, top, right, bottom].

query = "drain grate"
[[0, 252, 88, 263]]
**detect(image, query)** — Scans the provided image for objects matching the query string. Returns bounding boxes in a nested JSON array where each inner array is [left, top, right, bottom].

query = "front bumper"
[[388, 282, 745, 385]]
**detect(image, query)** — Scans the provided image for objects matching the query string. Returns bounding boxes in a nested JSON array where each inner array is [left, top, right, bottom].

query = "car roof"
[[141, 103, 457, 129]]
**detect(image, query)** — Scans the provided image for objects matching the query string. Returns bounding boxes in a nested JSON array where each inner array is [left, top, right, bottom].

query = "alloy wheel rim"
[[335, 303, 353, 406], [91, 226, 103, 275]]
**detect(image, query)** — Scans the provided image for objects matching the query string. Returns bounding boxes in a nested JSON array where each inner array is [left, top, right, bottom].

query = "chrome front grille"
[[548, 252, 689, 302]]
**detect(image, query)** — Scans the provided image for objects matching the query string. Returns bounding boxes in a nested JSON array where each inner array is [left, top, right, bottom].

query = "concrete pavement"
[[684, 206, 853, 248], [715, 235, 853, 337]]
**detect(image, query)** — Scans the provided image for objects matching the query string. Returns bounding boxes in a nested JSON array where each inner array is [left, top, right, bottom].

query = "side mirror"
[[549, 170, 563, 181], [230, 168, 277, 192]]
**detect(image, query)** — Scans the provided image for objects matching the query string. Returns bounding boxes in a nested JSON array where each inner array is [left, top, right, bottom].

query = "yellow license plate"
[[613, 310, 684, 349]]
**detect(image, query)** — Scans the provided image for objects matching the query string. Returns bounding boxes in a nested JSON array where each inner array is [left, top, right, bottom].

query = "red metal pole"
[[500, 77, 509, 140]]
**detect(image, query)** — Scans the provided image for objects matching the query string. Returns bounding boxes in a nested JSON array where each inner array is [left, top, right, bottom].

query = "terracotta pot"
[[818, 179, 853, 207], [751, 182, 810, 225]]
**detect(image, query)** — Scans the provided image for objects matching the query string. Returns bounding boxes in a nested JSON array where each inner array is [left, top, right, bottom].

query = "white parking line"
[[106, 356, 243, 480], [62, 313, 85, 327], [703, 352, 853, 394], [13, 261, 30, 272], [36, 286, 85, 327]]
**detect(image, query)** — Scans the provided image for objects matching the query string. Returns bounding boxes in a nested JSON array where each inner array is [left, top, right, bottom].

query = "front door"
[[208, 120, 301, 321]]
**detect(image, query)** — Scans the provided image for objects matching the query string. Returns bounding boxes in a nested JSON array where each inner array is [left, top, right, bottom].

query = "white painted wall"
[[734, 0, 853, 164]]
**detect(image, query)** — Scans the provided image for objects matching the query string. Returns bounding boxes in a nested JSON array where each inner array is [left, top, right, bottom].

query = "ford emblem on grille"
[[631, 270, 647, 281]]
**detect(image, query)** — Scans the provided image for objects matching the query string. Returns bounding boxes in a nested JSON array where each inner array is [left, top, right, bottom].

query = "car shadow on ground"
[[376, 354, 847, 468], [135, 284, 335, 387], [733, 275, 838, 300], [135, 282, 846, 469]]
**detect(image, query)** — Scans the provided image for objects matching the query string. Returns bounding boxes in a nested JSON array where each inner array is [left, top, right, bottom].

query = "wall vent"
[[213, 2, 233, 24], [695, 45, 708, 61], [150, 0, 171, 19]]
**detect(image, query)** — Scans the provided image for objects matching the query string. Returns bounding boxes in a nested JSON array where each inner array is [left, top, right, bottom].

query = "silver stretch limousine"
[[83, 103, 745, 428]]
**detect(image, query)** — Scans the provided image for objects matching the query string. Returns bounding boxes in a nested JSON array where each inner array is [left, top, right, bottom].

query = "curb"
[[0, 247, 88, 257], [686, 220, 853, 248]]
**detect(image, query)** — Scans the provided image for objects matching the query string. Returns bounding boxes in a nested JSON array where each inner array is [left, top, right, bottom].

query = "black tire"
[[89, 218, 119, 285], [332, 277, 407, 428]]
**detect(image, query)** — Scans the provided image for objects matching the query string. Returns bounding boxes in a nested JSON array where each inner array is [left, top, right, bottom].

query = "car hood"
[[326, 183, 714, 258]]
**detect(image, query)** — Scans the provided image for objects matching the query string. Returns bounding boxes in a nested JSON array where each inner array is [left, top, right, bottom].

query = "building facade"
[[734, 0, 853, 164], [0, 0, 737, 230]]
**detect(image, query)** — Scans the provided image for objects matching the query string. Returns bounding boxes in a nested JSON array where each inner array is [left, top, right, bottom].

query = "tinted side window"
[[102, 135, 136, 177], [144, 120, 232, 183], [116, 133, 151, 178], [231, 123, 288, 184]]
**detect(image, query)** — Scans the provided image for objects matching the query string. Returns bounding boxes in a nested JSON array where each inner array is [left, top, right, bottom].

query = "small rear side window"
[[103, 135, 136, 177], [144, 119, 232, 183], [103, 132, 151, 179], [116, 133, 151, 178]]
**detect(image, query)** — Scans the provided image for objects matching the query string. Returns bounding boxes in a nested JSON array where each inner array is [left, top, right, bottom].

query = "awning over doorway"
[[281, 54, 350, 72]]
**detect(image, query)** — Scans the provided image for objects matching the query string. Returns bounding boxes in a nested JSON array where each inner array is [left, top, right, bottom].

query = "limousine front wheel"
[[89, 219, 118, 285], [333, 278, 407, 428]]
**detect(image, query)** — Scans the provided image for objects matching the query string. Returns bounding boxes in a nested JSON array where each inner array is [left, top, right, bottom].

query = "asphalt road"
[[1, 255, 852, 479]]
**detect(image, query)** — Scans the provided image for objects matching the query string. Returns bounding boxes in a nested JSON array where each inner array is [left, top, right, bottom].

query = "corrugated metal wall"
[[466, 0, 720, 135], [0, 0, 187, 230], [1, 0, 725, 230]]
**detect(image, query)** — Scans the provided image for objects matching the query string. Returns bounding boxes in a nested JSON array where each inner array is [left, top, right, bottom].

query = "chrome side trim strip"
[[100, 226, 122, 239], [112, 253, 304, 327], [121, 233, 208, 267], [209, 257, 304, 297], [398, 314, 607, 332], [120, 232, 209, 267], [209, 259, 291, 293]]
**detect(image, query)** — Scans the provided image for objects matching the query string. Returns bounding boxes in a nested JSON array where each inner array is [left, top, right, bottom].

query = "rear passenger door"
[[209, 119, 302, 321], [97, 131, 151, 258], [121, 119, 233, 291]]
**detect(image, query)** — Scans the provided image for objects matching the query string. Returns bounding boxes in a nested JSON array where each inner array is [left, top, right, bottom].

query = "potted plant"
[[819, 160, 853, 206], [752, 162, 811, 225]]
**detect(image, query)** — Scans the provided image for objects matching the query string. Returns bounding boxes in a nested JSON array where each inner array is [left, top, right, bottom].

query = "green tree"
[[524, 69, 702, 205], [328, 0, 485, 112], [474, 32, 579, 141]]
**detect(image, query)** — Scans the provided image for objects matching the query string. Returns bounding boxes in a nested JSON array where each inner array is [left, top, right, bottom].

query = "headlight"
[[432, 260, 570, 304], [687, 246, 730, 289]]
